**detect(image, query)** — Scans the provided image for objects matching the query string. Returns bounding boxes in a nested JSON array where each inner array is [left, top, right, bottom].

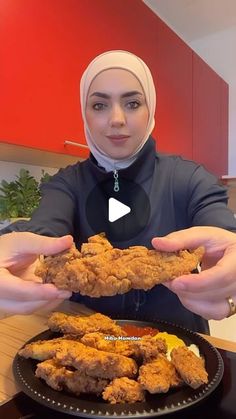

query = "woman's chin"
[[107, 152, 132, 160], [102, 146, 134, 160]]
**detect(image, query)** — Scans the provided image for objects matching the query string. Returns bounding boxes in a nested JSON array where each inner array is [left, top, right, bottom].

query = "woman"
[[1, 50, 236, 332]]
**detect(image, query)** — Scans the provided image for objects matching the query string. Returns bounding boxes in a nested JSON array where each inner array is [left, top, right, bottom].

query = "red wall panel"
[[220, 80, 229, 176], [193, 53, 227, 176], [156, 19, 193, 159], [0, 0, 159, 159], [0, 0, 228, 175]]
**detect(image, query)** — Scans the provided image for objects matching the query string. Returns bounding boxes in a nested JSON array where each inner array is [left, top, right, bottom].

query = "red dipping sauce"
[[121, 324, 158, 337]]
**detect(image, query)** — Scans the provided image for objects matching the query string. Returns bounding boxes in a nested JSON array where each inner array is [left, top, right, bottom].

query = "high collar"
[[87, 137, 156, 183]]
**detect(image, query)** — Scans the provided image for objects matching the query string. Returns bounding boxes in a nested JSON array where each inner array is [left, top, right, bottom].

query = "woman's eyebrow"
[[89, 91, 143, 99], [121, 91, 143, 98]]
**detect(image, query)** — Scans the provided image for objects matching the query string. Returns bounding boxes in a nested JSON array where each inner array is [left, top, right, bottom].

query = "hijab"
[[80, 50, 156, 172]]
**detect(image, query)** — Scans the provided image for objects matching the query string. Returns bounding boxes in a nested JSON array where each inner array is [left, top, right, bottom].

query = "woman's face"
[[85, 69, 149, 159]]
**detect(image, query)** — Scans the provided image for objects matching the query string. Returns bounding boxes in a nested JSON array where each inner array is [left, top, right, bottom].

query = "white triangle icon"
[[108, 198, 131, 223]]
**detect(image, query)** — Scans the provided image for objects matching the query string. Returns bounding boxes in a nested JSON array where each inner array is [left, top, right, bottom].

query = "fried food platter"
[[13, 318, 224, 418]]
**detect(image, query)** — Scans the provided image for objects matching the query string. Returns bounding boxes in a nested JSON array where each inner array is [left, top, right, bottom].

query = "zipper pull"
[[113, 170, 119, 192]]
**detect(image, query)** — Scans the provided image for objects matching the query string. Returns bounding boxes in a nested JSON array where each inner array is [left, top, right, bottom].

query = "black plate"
[[13, 319, 224, 418]]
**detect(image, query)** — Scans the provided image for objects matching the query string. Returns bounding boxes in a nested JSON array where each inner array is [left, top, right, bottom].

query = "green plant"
[[0, 169, 51, 220]]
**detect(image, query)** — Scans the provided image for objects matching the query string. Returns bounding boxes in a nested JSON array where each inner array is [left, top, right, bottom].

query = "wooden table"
[[1, 301, 236, 405]]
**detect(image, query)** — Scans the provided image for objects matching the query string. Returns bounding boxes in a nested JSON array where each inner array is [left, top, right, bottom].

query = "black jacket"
[[2, 138, 236, 333]]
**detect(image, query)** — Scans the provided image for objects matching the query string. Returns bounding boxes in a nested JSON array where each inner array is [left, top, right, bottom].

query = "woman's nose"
[[109, 105, 126, 127]]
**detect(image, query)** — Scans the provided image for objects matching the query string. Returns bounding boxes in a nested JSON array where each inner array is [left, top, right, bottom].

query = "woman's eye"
[[92, 103, 107, 111], [126, 101, 140, 109]]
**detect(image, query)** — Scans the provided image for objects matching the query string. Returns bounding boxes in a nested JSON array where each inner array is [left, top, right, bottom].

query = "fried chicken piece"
[[102, 377, 145, 404], [20, 335, 137, 380], [80, 332, 135, 357], [55, 342, 138, 379], [132, 335, 167, 363], [47, 312, 125, 337], [35, 234, 204, 297], [81, 233, 113, 256], [18, 338, 77, 360], [80, 333, 167, 363], [171, 346, 208, 389], [138, 355, 183, 393], [35, 359, 108, 395], [36, 244, 82, 274]]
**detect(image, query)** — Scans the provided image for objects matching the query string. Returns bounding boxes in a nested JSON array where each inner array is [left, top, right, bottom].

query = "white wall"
[[209, 316, 236, 342], [190, 25, 236, 175], [0, 161, 58, 184]]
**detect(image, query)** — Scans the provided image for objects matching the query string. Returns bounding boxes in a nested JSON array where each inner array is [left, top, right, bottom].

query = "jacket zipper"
[[113, 170, 119, 192]]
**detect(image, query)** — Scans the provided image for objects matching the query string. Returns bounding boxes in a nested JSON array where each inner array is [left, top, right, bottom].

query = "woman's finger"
[[164, 278, 236, 302], [0, 298, 64, 315], [152, 226, 235, 253], [164, 256, 235, 293], [175, 294, 234, 320], [0, 232, 73, 261], [18, 233, 74, 256], [0, 268, 71, 301]]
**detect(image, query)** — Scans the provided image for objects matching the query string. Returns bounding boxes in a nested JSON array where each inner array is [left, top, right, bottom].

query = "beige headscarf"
[[80, 50, 156, 172]]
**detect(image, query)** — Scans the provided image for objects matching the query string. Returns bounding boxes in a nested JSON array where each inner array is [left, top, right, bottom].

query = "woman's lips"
[[106, 135, 130, 142]]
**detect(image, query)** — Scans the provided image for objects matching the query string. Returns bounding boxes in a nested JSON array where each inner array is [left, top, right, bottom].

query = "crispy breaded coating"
[[102, 377, 145, 404], [171, 346, 208, 389], [17, 308, 210, 404], [80, 332, 135, 357], [55, 342, 138, 380], [35, 234, 204, 297], [138, 355, 183, 393], [20, 336, 137, 380], [80, 333, 167, 362], [132, 335, 167, 363], [18, 338, 77, 360], [35, 359, 108, 395], [47, 312, 125, 337], [81, 234, 113, 256]]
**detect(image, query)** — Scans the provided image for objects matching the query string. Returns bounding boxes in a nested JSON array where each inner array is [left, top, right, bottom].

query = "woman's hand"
[[152, 226, 236, 320], [0, 232, 73, 315]]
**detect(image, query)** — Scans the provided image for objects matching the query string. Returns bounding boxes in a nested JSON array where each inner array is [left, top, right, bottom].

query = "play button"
[[108, 198, 131, 222], [86, 177, 150, 243]]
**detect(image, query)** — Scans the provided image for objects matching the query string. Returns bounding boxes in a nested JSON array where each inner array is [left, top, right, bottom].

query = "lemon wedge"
[[154, 332, 186, 360]]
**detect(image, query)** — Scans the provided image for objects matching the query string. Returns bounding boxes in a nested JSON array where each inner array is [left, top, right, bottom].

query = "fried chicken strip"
[[171, 346, 208, 389], [35, 359, 109, 395], [55, 342, 138, 379], [102, 377, 145, 404], [132, 335, 167, 363], [18, 338, 77, 360], [80, 332, 135, 357], [47, 312, 125, 337], [81, 234, 113, 256], [19, 336, 137, 380], [80, 332, 167, 361], [138, 355, 183, 393], [35, 234, 204, 297]]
